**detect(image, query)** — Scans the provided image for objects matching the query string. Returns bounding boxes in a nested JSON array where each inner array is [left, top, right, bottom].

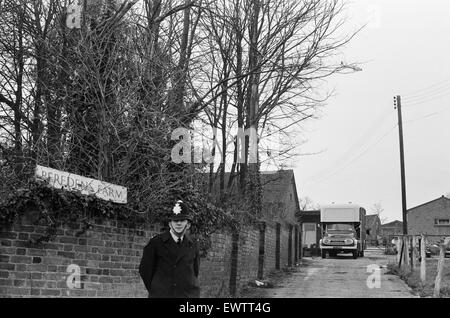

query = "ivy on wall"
[[0, 179, 248, 255]]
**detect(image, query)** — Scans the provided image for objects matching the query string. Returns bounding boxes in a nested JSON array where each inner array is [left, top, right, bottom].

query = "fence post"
[[410, 236, 415, 269], [420, 235, 426, 283], [397, 236, 403, 266], [385, 236, 388, 255], [403, 236, 410, 269], [433, 244, 446, 298]]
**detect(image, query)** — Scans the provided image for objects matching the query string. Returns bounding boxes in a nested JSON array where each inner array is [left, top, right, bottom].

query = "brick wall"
[[0, 216, 161, 297], [408, 196, 450, 240], [1, 213, 298, 298], [284, 179, 299, 224], [263, 223, 277, 275], [198, 232, 232, 297], [279, 223, 290, 268], [381, 226, 403, 237], [235, 227, 259, 295]]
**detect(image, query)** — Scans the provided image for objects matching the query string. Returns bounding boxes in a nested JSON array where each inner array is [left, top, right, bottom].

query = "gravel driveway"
[[240, 247, 417, 298]]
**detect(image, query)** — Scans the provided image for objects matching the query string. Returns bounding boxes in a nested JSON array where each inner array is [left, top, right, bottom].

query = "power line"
[[403, 89, 450, 107], [338, 107, 394, 158], [303, 107, 396, 185], [403, 86, 450, 103], [402, 78, 450, 101], [308, 107, 395, 181], [403, 84, 450, 101], [404, 105, 450, 124], [305, 124, 398, 186]]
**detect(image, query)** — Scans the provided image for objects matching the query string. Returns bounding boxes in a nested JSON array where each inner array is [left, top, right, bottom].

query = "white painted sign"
[[35, 165, 127, 204]]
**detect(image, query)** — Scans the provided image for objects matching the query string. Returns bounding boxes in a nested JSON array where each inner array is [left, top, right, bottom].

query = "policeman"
[[139, 200, 200, 298]]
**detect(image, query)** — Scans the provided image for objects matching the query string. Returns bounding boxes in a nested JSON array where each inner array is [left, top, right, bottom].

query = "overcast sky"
[[293, 0, 450, 222]]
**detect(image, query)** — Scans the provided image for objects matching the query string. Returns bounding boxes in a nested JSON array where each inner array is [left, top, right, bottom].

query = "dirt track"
[[241, 247, 417, 298]]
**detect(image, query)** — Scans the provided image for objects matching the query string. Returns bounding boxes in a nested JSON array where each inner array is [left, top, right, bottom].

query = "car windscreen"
[[326, 224, 355, 232]]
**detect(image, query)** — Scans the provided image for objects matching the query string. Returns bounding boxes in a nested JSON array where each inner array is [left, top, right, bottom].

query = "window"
[[326, 224, 355, 232], [303, 223, 316, 231], [434, 218, 450, 226]]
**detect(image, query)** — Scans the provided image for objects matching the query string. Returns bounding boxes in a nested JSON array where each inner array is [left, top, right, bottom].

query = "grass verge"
[[386, 258, 450, 297]]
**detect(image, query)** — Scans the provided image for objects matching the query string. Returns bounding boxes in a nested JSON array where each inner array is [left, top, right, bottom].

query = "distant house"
[[381, 220, 403, 238], [296, 210, 320, 256], [365, 214, 381, 245], [407, 195, 450, 242]]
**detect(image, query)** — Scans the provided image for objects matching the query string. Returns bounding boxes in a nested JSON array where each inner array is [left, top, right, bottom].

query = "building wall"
[[198, 232, 233, 297], [1, 211, 298, 297], [284, 180, 299, 224], [381, 225, 403, 237], [366, 218, 381, 244], [269, 179, 297, 268], [279, 223, 290, 268], [263, 223, 277, 274], [0, 217, 159, 297], [234, 227, 260, 296], [380, 222, 403, 245], [407, 197, 450, 240]]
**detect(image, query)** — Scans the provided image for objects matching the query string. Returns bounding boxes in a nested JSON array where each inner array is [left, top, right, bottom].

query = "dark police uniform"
[[139, 201, 200, 298]]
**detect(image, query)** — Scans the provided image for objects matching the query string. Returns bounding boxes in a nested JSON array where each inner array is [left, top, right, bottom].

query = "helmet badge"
[[173, 200, 183, 215]]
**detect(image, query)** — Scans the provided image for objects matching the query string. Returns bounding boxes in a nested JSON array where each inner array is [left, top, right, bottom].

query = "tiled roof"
[[407, 195, 450, 213], [196, 169, 299, 206], [260, 170, 296, 203], [196, 170, 300, 223], [381, 220, 403, 227]]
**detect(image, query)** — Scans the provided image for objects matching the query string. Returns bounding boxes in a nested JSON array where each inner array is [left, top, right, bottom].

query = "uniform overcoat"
[[139, 231, 200, 298]]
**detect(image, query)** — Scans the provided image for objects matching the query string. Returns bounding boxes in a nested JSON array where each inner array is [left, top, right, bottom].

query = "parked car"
[[385, 244, 397, 255], [425, 246, 431, 258], [386, 237, 449, 258], [426, 243, 440, 257], [429, 237, 450, 257], [389, 237, 400, 253]]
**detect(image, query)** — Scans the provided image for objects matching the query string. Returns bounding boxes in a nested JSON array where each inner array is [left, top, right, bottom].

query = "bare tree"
[[0, 0, 31, 174], [0, 0, 360, 226], [194, 0, 360, 214], [299, 196, 320, 211], [370, 202, 387, 224]]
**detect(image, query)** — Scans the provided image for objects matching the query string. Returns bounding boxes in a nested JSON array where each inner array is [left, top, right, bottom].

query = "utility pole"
[[394, 95, 408, 234]]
